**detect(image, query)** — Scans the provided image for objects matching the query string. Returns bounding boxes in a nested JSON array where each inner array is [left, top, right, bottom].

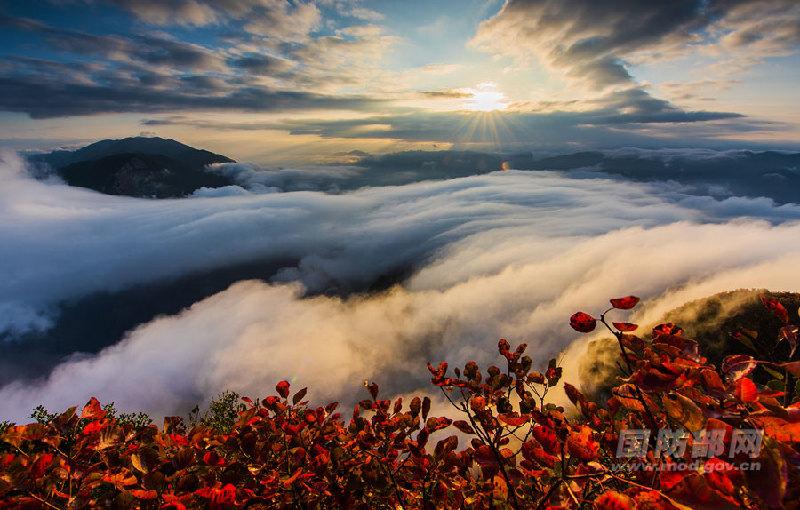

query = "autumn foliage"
[[2, 294, 800, 508]]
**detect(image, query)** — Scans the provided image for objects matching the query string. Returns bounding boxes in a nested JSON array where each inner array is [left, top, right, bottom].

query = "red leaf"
[[452, 420, 475, 434], [595, 490, 634, 510], [652, 322, 684, 338], [610, 296, 640, 310], [130, 489, 158, 500], [521, 440, 557, 467], [630, 362, 683, 392], [612, 322, 638, 332], [367, 382, 379, 400], [783, 361, 800, 378], [425, 416, 452, 432], [203, 451, 226, 466], [276, 380, 290, 399], [82, 419, 109, 435], [532, 425, 559, 455], [735, 377, 758, 402], [721, 354, 757, 381], [498, 338, 510, 355], [409, 396, 421, 417], [292, 387, 308, 405], [30, 453, 53, 479], [426, 361, 448, 385], [168, 433, 189, 446], [545, 360, 563, 385], [570, 311, 596, 333], [760, 294, 789, 324], [563, 383, 586, 407]]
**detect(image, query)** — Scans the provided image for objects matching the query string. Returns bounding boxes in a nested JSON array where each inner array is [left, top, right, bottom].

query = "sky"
[[0, 0, 799, 163], [1, 1, 800, 420]]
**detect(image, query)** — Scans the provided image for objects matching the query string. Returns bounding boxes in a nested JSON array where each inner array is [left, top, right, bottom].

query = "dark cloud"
[[230, 53, 294, 76], [104, 0, 322, 43], [419, 90, 473, 99], [472, 0, 800, 89], [472, 0, 707, 88], [103, 0, 218, 26], [0, 76, 381, 118], [140, 116, 282, 130], [0, 14, 226, 72]]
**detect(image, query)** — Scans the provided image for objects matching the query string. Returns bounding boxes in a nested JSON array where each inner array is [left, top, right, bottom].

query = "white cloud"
[[4, 220, 800, 422], [3, 151, 800, 420], [191, 185, 252, 197]]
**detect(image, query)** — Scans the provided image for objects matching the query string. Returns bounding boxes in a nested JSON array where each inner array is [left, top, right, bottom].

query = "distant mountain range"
[[357, 149, 800, 204], [28, 137, 236, 198], [25, 137, 800, 204]]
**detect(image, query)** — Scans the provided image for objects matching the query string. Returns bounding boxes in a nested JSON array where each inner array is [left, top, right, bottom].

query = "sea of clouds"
[[3, 151, 800, 421]]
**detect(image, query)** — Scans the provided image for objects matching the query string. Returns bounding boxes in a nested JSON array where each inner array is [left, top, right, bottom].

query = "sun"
[[464, 82, 508, 112]]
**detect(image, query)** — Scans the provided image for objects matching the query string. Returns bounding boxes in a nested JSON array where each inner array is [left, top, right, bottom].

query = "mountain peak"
[[28, 137, 236, 198]]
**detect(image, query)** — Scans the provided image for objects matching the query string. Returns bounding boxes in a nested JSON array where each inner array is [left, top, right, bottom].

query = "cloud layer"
[[4, 151, 800, 420], [0, 6, 392, 118]]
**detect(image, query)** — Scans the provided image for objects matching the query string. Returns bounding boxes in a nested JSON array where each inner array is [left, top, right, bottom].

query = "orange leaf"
[[492, 475, 508, 501], [81, 397, 106, 420], [498, 414, 530, 427], [566, 425, 599, 461]]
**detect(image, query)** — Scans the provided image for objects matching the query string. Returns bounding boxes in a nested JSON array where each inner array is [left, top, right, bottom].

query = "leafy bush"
[[186, 391, 247, 433], [1, 294, 799, 508]]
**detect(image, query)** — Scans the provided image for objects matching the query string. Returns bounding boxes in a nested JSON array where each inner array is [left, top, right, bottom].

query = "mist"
[[3, 151, 800, 421]]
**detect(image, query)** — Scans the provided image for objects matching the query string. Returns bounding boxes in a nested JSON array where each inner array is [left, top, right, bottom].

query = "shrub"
[[1, 294, 799, 508]]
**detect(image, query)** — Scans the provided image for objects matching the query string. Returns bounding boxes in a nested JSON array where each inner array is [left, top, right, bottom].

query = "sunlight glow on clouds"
[[463, 82, 508, 112]]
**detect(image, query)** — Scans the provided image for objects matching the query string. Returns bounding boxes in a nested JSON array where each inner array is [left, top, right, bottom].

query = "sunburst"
[[463, 82, 508, 112]]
